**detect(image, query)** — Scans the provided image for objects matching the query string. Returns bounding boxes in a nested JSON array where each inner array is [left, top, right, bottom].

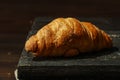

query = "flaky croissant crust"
[[25, 17, 112, 57]]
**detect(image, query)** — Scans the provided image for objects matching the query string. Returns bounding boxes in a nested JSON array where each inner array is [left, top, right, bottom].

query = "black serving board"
[[17, 17, 120, 80]]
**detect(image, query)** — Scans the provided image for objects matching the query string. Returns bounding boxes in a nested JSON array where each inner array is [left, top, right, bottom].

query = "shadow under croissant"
[[32, 47, 119, 61]]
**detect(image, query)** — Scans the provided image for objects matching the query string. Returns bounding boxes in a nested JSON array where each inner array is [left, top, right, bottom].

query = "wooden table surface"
[[0, 0, 120, 80]]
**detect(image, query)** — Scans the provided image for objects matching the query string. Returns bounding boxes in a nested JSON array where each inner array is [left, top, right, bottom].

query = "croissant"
[[25, 17, 112, 57]]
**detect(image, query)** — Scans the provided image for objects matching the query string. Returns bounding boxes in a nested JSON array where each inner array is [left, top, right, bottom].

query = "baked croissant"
[[25, 17, 112, 57]]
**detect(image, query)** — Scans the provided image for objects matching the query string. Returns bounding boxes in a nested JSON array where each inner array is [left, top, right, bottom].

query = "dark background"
[[0, 0, 120, 80]]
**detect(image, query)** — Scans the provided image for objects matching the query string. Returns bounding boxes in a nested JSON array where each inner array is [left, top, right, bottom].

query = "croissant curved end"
[[25, 35, 38, 53]]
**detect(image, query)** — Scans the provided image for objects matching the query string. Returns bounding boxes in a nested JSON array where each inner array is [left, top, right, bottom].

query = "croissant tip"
[[25, 35, 38, 53]]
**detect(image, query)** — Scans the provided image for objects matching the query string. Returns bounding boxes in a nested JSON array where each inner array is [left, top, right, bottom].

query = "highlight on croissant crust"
[[25, 17, 112, 57]]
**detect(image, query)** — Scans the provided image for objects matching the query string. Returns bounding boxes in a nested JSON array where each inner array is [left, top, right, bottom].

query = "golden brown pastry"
[[25, 17, 112, 57]]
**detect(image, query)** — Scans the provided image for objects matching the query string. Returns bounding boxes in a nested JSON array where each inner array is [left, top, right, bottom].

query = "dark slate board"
[[17, 17, 120, 80]]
